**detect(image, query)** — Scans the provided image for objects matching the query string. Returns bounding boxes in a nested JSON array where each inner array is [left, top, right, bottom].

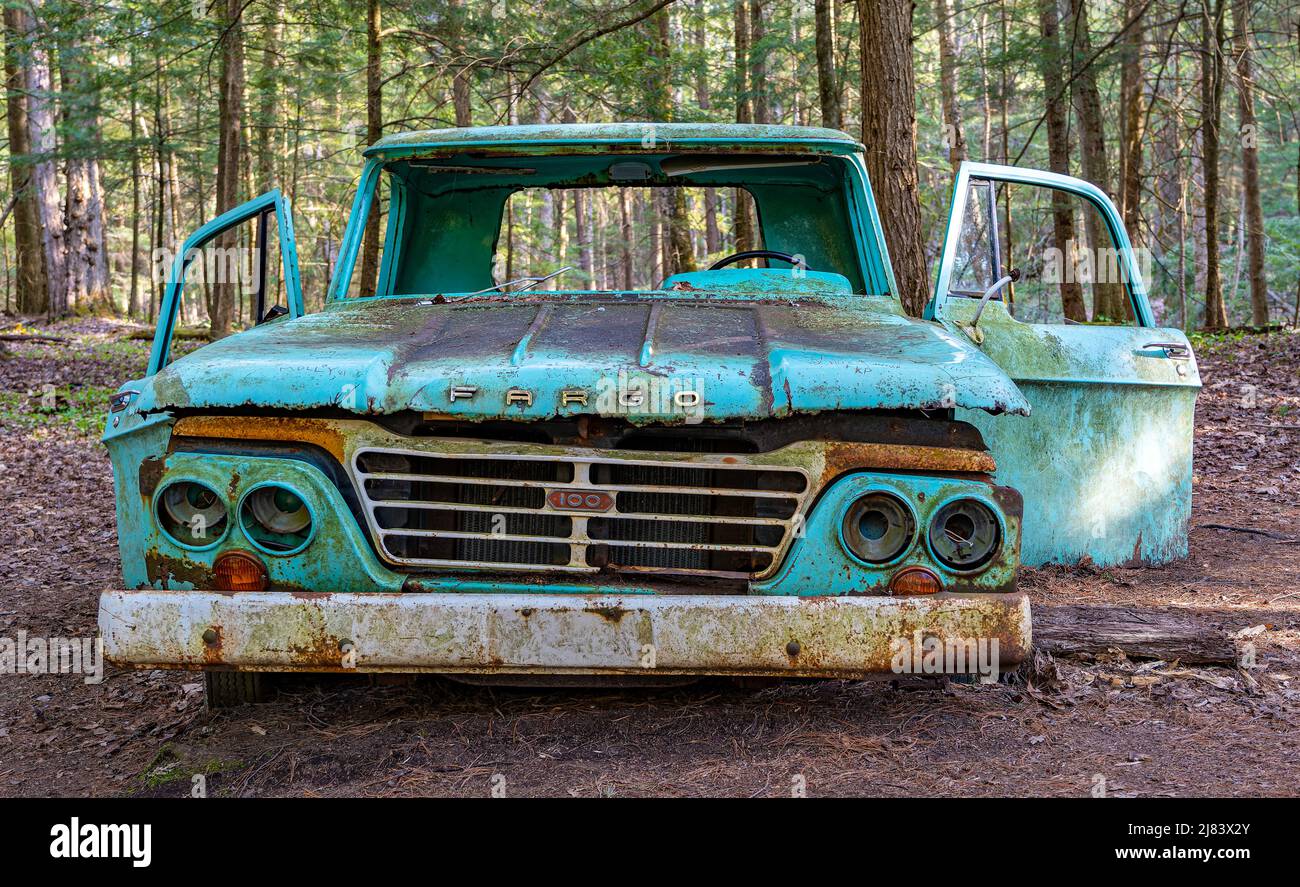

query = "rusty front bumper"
[[98, 590, 1031, 678]]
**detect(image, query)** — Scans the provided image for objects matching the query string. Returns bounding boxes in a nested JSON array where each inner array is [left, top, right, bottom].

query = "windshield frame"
[[327, 150, 899, 303]]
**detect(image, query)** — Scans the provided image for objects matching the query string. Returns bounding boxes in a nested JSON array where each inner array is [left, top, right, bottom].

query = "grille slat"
[[361, 472, 800, 498], [352, 447, 809, 580]]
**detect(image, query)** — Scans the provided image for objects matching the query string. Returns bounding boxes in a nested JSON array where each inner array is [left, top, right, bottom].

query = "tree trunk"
[[975, 9, 992, 161], [1232, 0, 1268, 327], [669, 189, 695, 275], [211, 0, 245, 337], [1200, 0, 1228, 330], [934, 0, 966, 176], [449, 0, 472, 127], [650, 10, 693, 277], [1118, 0, 1144, 246], [259, 0, 283, 306], [358, 0, 382, 297], [694, 18, 721, 256], [151, 54, 165, 324], [9, 5, 65, 317], [1066, 0, 1125, 321], [733, 0, 751, 125], [2, 7, 45, 314], [733, 0, 754, 254], [748, 0, 768, 125], [618, 189, 633, 290], [693, 0, 710, 110], [574, 190, 594, 280], [554, 190, 569, 279], [859, 0, 930, 315], [1037, 0, 1087, 322], [25, 8, 65, 318], [128, 55, 142, 319], [256, 0, 282, 193], [59, 19, 111, 315], [814, 0, 840, 129], [999, 0, 1014, 298]]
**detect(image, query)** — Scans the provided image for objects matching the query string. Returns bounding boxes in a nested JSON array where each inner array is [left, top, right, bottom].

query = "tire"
[[204, 671, 269, 708], [948, 669, 1019, 686]]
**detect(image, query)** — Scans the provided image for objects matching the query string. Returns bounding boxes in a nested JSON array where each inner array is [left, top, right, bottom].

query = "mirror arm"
[[971, 268, 1022, 329]]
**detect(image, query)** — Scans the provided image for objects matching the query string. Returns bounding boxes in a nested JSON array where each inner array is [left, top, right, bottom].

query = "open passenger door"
[[928, 163, 1200, 566]]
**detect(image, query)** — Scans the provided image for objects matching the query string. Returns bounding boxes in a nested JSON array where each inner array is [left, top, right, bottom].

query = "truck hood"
[[136, 296, 1030, 422]]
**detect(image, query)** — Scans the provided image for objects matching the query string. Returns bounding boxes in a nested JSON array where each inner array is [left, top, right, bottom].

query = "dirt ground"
[[1, 320, 1297, 798]]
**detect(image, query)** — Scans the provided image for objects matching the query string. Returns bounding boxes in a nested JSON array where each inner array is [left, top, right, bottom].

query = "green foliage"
[[1, 0, 1297, 328]]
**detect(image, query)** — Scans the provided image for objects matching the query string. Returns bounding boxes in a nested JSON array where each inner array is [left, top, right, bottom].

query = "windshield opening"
[[339, 153, 875, 298], [494, 186, 762, 292]]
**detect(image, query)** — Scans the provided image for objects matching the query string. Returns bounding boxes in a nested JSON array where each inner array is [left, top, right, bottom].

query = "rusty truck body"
[[97, 124, 1199, 705]]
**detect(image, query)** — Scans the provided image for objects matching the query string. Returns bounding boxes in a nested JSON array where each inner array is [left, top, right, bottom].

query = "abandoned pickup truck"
[[98, 123, 1199, 705]]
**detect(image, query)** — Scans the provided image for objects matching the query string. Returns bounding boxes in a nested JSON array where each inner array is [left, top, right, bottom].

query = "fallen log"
[[0, 333, 69, 344], [1033, 604, 1241, 665]]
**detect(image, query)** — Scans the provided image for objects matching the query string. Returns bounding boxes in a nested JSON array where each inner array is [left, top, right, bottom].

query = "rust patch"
[[587, 605, 629, 623], [138, 456, 166, 497], [172, 415, 349, 463], [200, 625, 223, 663], [285, 628, 347, 664], [820, 441, 996, 486], [144, 549, 214, 588]]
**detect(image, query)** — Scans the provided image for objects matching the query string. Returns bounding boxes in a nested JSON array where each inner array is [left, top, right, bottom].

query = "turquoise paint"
[[947, 299, 1198, 566], [127, 296, 1029, 422], [150, 189, 303, 374], [103, 412, 176, 590], [138, 451, 405, 593], [108, 126, 1202, 605], [364, 122, 864, 157], [928, 161, 1154, 326], [752, 472, 1021, 596], [929, 162, 1200, 566], [332, 150, 878, 299], [658, 269, 854, 296]]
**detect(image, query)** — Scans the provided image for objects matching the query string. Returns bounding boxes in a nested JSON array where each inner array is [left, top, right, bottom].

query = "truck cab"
[[98, 123, 1198, 704]]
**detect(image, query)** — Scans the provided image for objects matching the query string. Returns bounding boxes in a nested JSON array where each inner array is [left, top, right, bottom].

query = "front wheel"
[[204, 671, 270, 708]]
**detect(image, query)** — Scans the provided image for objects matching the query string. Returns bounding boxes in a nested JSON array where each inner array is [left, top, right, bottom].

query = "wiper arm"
[[460, 266, 574, 298]]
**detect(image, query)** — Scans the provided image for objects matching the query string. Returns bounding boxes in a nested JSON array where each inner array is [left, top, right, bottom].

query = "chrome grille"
[[350, 447, 810, 580]]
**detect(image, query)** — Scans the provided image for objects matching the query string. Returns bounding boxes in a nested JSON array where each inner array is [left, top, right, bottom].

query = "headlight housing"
[[841, 492, 916, 564], [239, 484, 314, 554], [928, 498, 1001, 570], [157, 481, 228, 547]]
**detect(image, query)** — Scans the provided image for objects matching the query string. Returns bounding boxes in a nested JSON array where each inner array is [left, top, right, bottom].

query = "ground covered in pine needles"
[[1, 318, 1297, 797]]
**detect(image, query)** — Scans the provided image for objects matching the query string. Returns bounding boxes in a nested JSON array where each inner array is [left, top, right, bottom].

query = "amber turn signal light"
[[889, 566, 942, 595], [213, 551, 268, 592]]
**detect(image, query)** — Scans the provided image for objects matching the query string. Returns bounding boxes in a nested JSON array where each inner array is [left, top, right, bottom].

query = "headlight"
[[240, 484, 313, 554], [157, 481, 227, 547], [928, 498, 1000, 570], [842, 493, 915, 564]]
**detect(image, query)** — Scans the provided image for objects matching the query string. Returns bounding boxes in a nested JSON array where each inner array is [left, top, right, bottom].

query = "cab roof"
[[365, 122, 864, 158]]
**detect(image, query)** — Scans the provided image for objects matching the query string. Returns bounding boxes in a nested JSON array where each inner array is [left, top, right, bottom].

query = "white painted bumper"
[[98, 590, 1031, 678]]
